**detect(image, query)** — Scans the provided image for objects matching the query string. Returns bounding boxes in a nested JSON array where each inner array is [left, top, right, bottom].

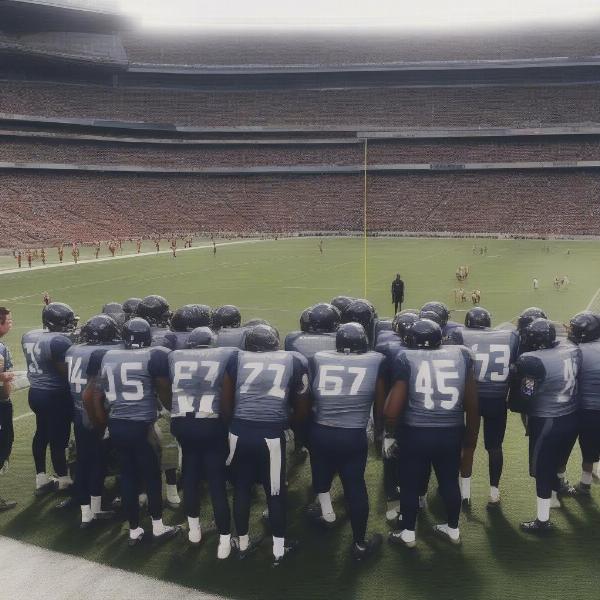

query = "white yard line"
[[0, 239, 273, 276], [0, 536, 226, 600], [585, 286, 600, 311]]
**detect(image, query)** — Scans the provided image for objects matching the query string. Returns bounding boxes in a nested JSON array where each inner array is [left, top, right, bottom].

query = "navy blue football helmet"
[[522, 318, 556, 350], [42, 302, 78, 332], [136, 295, 171, 327], [299, 307, 313, 333], [122, 317, 152, 349], [517, 307, 547, 334], [309, 303, 340, 333], [568, 311, 600, 344], [212, 305, 241, 330], [465, 307, 491, 329], [331, 296, 355, 315], [245, 324, 280, 352], [336, 322, 369, 354], [81, 314, 120, 345], [419, 302, 449, 327], [244, 318, 271, 328], [186, 326, 216, 349], [392, 311, 419, 339], [342, 299, 374, 332], [102, 302, 123, 315], [122, 297, 142, 317], [404, 319, 442, 349]]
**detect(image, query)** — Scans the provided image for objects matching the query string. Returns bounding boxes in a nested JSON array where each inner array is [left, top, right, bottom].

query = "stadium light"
[[119, 0, 600, 29]]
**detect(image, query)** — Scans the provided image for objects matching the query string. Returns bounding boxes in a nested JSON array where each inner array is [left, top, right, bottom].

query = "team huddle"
[[12, 294, 600, 565]]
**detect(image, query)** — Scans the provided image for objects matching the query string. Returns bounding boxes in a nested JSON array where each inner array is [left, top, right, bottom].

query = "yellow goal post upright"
[[363, 138, 368, 298]]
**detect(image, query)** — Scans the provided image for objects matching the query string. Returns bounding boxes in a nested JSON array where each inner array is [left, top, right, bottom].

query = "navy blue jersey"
[[150, 326, 172, 348], [22, 329, 72, 390], [89, 347, 168, 422], [515, 343, 581, 417], [375, 329, 397, 346], [310, 350, 385, 429], [216, 327, 247, 349], [442, 321, 463, 341], [164, 346, 237, 417], [229, 350, 308, 426], [0, 341, 13, 401], [375, 336, 406, 362], [161, 331, 193, 350], [392, 345, 473, 428], [448, 328, 519, 401], [578, 341, 600, 411], [65, 343, 122, 428], [284, 331, 336, 359]]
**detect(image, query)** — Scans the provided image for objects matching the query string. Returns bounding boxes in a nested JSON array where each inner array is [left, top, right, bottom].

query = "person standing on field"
[[391, 274, 404, 314], [0, 307, 16, 511]]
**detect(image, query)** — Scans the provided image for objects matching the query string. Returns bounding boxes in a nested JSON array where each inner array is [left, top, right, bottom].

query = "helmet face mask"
[[245, 324, 280, 352], [465, 307, 491, 329], [336, 322, 368, 354], [404, 319, 442, 349], [42, 302, 78, 332], [122, 317, 152, 349]]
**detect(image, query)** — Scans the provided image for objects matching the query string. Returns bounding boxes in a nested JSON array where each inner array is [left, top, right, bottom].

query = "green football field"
[[0, 236, 599, 600]]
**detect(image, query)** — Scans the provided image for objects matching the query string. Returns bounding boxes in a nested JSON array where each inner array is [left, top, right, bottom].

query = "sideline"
[[585, 286, 600, 311], [0, 536, 226, 600], [0, 238, 273, 276]]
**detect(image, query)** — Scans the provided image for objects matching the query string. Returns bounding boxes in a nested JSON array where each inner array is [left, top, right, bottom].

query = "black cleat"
[[34, 480, 57, 497], [557, 480, 576, 497], [573, 482, 592, 497], [0, 498, 17, 512], [93, 509, 116, 520], [273, 539, 300, 567], [351, 534, 383, 561], [388, 530, 416, 549], [153, 525, 182, 544], [232, 535, 264, 560], [55, 496, 75, 510], [520, 519, 553, 533], [461, 498, 471, 512], [128, 531, 145, 546]]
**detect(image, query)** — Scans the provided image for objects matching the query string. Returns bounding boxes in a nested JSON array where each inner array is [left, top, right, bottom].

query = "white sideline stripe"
[[585, 286, 600, 311], [13, 411, 33, 422], [0, 238, 272, 276], [0, 536, 227, 600]]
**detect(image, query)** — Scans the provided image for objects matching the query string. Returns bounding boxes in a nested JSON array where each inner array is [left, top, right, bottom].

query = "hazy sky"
[[118, 0, 600, 29]]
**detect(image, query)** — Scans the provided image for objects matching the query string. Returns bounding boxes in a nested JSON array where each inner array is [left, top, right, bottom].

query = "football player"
[[122, 298, 142, 321], [155, 325, 235, 557], [65, 314, 120, 527], [136, 295, 172, 347], [213, 305, 246, 349], [102, 302, 126, 333], [0, 307, 16, 511], [226, 324, 310, 566], [516, 307, 547, 353], [447, 307, 519, 507], [513, 318, 581, 532], [385, 319, 479, 547], [419, 301, 462, 341], [83, 318, 181, 546], [375, 311, 420, 520], [284, 303, 339, 359], [163, 304, 212, 350], [566, 312, 600, 495], [330, 296, 355, 315], [308, 322, 386, 560], [22, 302, 77, 495]]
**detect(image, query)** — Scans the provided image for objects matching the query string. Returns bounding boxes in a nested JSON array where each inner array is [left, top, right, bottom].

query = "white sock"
[[35, 472, 50, 487], [537, 497, 551, 522], [238, 534, 249, 552], [418, 495, 427, 508], [273, 536, 285, 558], [90, 496, 102, 514], [459, 477, 471, 500], [217, 534, 231, 559], [581, 470, 593, 485], [318, 492, 335, 521], [152, 518, 171, 536], [400, 529, 416, 543], [187, 516, 200, 542], [129, 526, 144, 540], [58, 475, 73, 490], [80, 505, 93, 523], [490, 486, 500, 502], [166, 484, 180, 501], [594, 462, 600, 477]]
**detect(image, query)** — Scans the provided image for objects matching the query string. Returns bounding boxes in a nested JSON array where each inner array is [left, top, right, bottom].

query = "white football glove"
[[382, 435, 398, 459]]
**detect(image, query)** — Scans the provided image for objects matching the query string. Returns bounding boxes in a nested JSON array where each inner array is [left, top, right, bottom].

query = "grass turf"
[[0, 236, 599, 600]]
